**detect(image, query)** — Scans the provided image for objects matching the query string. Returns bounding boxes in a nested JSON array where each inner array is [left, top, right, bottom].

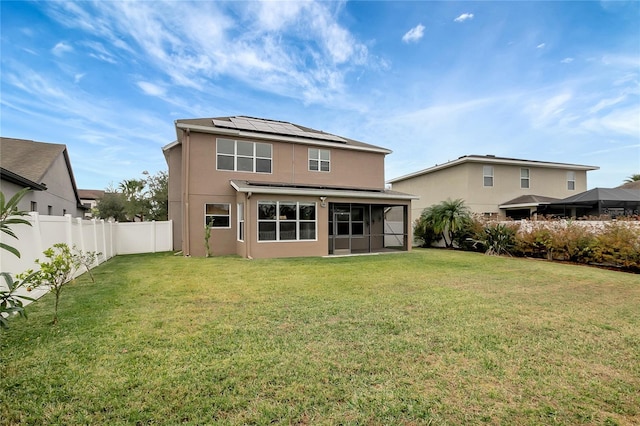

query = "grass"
[[1, 249, 639, 425]]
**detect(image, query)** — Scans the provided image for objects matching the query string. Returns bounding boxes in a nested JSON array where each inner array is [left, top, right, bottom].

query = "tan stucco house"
[[388, 155, 599, 221], [163, 116, 416, 258], [0, 137, 86, 217]]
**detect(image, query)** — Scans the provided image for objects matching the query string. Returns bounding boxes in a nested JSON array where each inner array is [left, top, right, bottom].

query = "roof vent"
[[486, 154, 495, 157]]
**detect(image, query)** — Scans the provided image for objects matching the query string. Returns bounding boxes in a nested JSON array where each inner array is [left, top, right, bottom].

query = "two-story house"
[[163, 116, 416, 258], [388, 155, 599, 221], [0, 137, 86, 217]]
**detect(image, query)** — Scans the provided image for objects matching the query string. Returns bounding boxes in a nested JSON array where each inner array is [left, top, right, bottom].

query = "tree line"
[[95, 170, 168, 222]]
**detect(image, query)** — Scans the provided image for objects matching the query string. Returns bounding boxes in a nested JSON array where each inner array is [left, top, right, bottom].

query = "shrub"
[[475, 223, 519, 256], [592, 222, 640, 272]]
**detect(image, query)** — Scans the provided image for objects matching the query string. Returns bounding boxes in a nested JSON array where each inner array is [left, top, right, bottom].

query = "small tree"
[[31, 243, 77, 325], [419, 199, 472, 248], [72, 246, 101, 283], [204, 224, 212, 257], [0, 188, 35, 331], [0, 188, 32, 258], [96, 191, 127, 222], [0, 271, 39, 329], [623, 174, 640, 183]]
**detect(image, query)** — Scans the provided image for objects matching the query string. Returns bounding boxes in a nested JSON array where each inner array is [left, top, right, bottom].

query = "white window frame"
[[237, 203, 244, 241], [205, 203, 231, 229], [483, 165, 494, 187], [257, 201, 317, 242], [216, 138, 272, 174], [567, 171, 576, 191], [308, 148, 330, 172], [520, 168, 530, 189]]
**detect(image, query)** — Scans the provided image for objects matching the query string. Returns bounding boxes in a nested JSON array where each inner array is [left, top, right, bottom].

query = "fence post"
[[77, 217, 85, 253], [100, 219, 107, 262], [91, 218, 99, 266], [152, 220, 157, 253], [29, 212, 43, 258], [65, 214, 73, 248]]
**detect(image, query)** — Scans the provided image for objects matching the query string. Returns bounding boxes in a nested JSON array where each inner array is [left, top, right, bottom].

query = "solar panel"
[[211, 117, 347, 144]]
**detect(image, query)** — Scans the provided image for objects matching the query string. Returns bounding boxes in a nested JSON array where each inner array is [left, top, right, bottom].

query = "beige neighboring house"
[[78, 189, 105, 218], [388, 155, 599, 222], [0, 137, 86, 217], [163, 116, 416, 258]]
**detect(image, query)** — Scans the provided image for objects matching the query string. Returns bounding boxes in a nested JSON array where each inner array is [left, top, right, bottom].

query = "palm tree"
[[624, 174, 640, 183], [420, 199, 471, 248]]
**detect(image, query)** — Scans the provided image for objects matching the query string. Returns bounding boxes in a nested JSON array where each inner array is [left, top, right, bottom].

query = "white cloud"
[[402, 24, 425, 43], [536, 43, 546, 49], [454, 13, 474, 23], [52, 41, 73, 56], [42, 1, 373, 106], [561, 57, 574, 63], [137, 81, 166, 97], [74, 73, 85, 83]]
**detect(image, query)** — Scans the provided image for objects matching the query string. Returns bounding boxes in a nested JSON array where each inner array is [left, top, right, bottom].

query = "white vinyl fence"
[[1, 213, 172, 299]]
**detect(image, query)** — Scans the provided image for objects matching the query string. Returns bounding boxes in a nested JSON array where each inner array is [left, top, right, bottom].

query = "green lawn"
[[1, 250, 639, 425]]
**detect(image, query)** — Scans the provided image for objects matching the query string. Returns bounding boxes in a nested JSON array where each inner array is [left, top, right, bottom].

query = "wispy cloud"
[[42, 1, 372, 106], [402, 24, 425, 43], [137, 81, 166, 97], [561, 57, 574, 64], [536, 43, 546, 49], [52, 41, 73, 56], [454, 13, 474, 23]]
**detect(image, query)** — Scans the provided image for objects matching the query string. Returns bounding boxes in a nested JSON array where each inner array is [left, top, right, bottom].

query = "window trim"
[[520, 168, 530, 189], [204, 203, 231, 229], [237, 203, 245, 241], [308, 148, 331, 172], [483, 165, 494, 187], [567, 171, 576, 191], [216, 138, 272, 174], [257, 201, 317, 242]]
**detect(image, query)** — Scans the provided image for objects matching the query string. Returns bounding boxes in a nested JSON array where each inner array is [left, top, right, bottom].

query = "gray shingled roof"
[[1, 137, 66, 184], [500, 194, 560, 206], [550, 188, 640, 205]]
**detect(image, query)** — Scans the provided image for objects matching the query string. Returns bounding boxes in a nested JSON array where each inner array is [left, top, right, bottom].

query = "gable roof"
[[499, 194, 560, 209], [0, 137, 84, 207], [78, 189, 105, 200], [388, 154, 599, 183], [169, 116, 391, 154]]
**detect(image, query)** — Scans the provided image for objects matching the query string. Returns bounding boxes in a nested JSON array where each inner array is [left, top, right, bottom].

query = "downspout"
[[183, 128, 191, 256]]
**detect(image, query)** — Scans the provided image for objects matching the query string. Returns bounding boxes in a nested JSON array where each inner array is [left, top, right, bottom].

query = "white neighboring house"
[[388, 155, 599, 222]]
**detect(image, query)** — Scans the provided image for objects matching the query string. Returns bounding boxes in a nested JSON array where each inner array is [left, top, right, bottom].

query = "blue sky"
[[1, 0, 638, 190]]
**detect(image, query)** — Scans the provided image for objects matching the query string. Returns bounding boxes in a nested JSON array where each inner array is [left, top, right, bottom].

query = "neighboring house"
[[78, 189, 105, 218], [388, 155, 599, 221], [163, 116, 416, 258], [0, 137, 86, 217]]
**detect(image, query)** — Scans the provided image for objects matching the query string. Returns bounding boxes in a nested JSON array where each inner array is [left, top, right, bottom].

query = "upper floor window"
[[205, 203, 231, 228], [309, 148, 330, 172], [217, 138, 272, 173], [483, 166, 494, 187], [30, 201, 37, 212], [567, 171, 576, 190], [520, 168, 530, 189]]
